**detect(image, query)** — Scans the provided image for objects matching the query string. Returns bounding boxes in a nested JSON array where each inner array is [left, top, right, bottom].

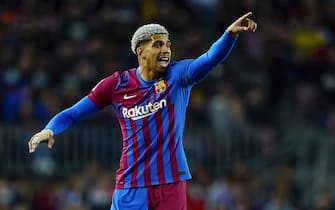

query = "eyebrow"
[[152, 40, 171, 45]]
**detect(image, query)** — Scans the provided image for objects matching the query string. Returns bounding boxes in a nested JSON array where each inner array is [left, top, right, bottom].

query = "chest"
[[112, 79, 172, 119]]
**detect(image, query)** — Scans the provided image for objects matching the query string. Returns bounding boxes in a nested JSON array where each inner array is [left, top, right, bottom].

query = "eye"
[[153, 41, 163, 48]]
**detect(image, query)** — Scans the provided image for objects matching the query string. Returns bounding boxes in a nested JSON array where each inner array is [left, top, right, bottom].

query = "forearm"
[[44, 96, 99, 135], [206, 31, 239, 64], [186, 32, 238, 83]]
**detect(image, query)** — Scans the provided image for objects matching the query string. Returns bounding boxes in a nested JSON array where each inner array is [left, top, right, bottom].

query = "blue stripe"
[[135, 118, 145, 187], [169, 83, 191, 178], [148, 90, 159, 185], [124, 118, 134, 188], [161, 100, 173, 183]]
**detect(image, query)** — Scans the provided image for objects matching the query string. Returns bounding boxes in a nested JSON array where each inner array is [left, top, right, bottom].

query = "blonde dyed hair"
[[131, 23, 169, 54]]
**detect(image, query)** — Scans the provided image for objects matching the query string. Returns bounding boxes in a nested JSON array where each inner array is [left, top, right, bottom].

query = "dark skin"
[[136, 34, 172, 81], [28, 12, 257, 153]]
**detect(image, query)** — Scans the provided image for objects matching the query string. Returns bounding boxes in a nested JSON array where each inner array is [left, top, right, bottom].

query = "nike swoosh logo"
[[124, 94, 137, 100]]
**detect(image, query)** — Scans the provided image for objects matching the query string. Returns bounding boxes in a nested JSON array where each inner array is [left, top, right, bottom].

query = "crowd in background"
[[1, 0, 335, 209]]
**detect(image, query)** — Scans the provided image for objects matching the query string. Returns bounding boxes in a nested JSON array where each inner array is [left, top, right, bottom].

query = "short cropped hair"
[[131, 23, 169, 54]]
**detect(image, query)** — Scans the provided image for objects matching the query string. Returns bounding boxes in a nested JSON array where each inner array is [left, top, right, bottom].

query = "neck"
[[138, 65, 162, 82]]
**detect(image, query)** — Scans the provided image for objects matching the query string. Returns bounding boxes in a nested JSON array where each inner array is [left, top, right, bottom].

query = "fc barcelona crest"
[[154, 80, 166, 94]]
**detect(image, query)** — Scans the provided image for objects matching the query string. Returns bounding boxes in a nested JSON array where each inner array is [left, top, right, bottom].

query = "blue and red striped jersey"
[[87, 32, 238, 188], [88, 64, 193, 189], [27, 32, 233, 191]]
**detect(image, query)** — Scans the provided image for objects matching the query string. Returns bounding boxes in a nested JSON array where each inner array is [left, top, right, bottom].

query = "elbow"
[[63, 107, 79, 123], [206, 52, 224, 66]]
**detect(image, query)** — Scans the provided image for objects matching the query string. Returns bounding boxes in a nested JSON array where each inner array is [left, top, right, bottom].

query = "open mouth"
[[158, 57, 170, 67]]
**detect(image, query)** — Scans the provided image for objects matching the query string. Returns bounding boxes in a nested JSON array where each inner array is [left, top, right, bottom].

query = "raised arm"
[[28, 96, 99, 153], [184, 12, 257, 84]]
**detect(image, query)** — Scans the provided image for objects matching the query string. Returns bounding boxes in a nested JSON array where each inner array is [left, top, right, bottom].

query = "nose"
[[161, 44, 170, 53]]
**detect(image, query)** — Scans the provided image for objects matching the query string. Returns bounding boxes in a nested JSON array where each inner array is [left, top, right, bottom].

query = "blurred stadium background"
[[0, 0, 335, 209]]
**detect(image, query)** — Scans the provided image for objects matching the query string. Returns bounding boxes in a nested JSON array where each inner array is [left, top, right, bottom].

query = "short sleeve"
[[88, 72, 120, 109]]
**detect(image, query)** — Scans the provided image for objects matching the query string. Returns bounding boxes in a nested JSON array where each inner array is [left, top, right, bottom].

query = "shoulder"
[[106, 68, 136, 86], [92, 68, 134, 92], [94, 72, 119, 90], [169, 59, 194, 68], [167, 59, 194, 76]]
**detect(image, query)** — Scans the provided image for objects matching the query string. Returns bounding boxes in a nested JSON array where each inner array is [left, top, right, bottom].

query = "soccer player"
[[28, 12, 257, 210]]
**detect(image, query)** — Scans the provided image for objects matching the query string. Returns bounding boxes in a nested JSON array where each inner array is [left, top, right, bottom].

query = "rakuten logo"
[[122, 99, 167, 120]]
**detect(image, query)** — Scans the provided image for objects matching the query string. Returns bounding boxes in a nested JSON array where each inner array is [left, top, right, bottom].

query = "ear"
[[136, 47, 143, 56]]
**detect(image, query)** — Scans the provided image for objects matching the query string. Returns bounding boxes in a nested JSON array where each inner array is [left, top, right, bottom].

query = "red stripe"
[[129, 120, 140, 188], [165, 81, 179, 182], [153, 90, 166, 183], [142, 97, 152, 186], [116, 118, 128, 189]]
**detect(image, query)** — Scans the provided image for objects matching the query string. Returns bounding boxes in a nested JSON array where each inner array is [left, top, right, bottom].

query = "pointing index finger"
[[240, 12, 253, 21]]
